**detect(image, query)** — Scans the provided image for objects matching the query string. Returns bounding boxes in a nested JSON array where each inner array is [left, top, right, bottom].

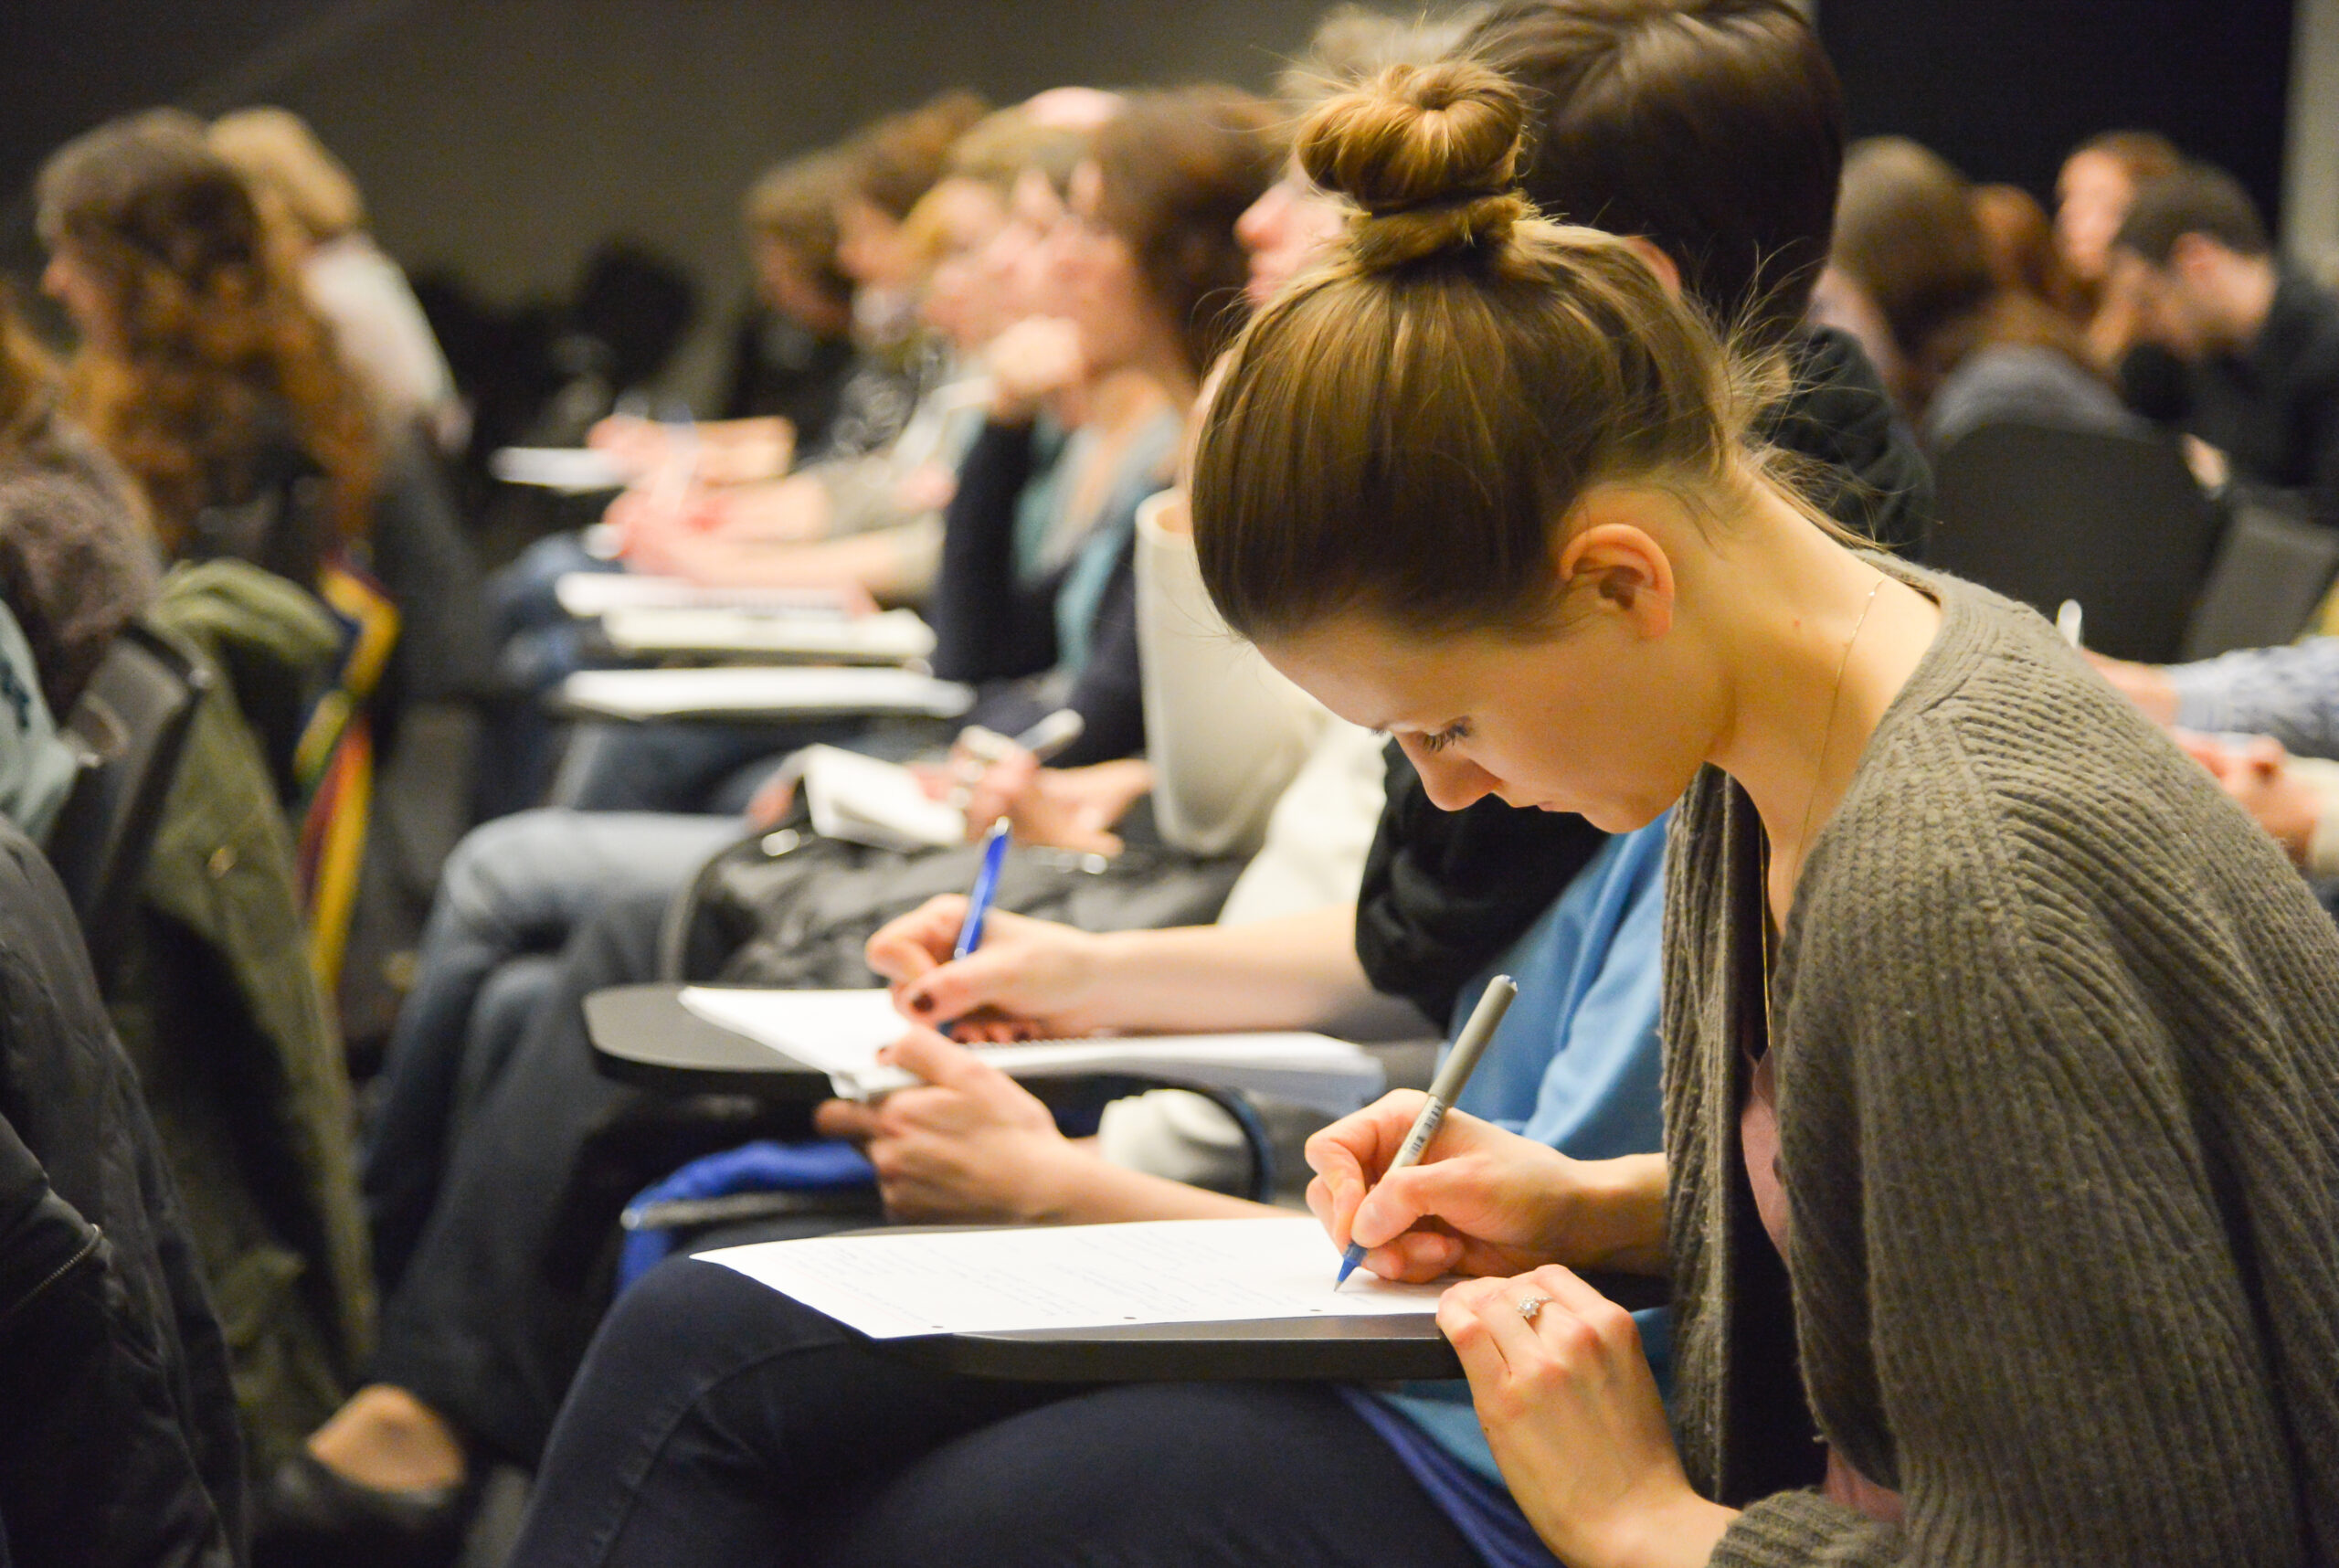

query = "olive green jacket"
[[106, 561, 375, 1476]]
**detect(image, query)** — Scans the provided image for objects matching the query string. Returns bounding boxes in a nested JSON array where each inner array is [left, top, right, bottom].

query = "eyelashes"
[[1371, 723, 1472, 755]]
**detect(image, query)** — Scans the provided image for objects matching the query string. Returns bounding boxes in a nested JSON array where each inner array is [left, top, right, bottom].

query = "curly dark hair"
[[37, 109, 376, 562]]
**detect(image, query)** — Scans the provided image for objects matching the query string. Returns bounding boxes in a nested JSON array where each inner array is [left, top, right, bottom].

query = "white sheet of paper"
[[488, 446, 632, 492], [679, 987, 912, 1078], [560, 666, 973, 721], [802, 747, 966, 850], [698, 1216, 1445, 1338], [675, 987, 1382, 1112], [602, 607, 936, 664], [553, 573, 855, 619]]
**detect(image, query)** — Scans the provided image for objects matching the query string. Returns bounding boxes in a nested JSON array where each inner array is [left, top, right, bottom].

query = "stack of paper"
[[801, 746, 966, 850], [678, 987, 1386, 1115], [701, 1215, 1445, 1339], [558, 667, 974, 723], [602, 607, 936, 666], [554, 573, 858, 620]]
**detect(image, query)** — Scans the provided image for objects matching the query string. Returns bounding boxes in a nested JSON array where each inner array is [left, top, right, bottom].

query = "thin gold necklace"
[[1764, 572, 1889, 1017]]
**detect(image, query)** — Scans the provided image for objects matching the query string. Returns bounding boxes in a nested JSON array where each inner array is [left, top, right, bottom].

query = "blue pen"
[[1335, 975, 1518, 1288], [952, 820, 1013, 960]]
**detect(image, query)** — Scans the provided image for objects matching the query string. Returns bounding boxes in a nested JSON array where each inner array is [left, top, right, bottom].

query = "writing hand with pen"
[[818, 838, 1274, 1228], [1304, 993, 1728, 1567]]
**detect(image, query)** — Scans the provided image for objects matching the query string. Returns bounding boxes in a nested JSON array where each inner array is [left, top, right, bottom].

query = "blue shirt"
[[1349, 817, 1670, 1566]]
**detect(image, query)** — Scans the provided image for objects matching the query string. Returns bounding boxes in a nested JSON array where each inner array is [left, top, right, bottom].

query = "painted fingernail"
[[908, 991, 934, 1013]]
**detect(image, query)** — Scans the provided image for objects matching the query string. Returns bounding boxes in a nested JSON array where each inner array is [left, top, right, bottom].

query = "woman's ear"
[[1620, 237, 1684, 301], [1553, 496, 1677, 640]]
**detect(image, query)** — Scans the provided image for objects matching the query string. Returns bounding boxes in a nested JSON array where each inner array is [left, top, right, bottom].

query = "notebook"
[[800, 746, 967, 851], [558, 666, 974, 723], [601, 607, 936, 665], [677, 986, 1386, 1115]]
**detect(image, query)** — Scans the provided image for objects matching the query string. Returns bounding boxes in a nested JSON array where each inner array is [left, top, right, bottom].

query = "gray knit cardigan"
[[1662, 563, 2339, 1564]]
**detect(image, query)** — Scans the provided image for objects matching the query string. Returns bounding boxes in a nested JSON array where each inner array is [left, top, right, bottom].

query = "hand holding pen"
[[951, 820, 1013, 962], [1332, 978, 1514, 1287], [946, 710, 1085, 812], [1306, 976, 1646, 1286]]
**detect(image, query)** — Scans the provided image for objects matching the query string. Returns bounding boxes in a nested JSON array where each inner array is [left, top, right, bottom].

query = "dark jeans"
[[371, 881, 687, 1464], [363, 810, 737, 1293], [510, 1258, 1484, 1568]]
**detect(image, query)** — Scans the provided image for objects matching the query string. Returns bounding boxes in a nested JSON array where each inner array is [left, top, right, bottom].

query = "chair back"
[[2177, 488, 2339, 660], [47, 623, 209, 983], [1928, 421, 2224, 662]]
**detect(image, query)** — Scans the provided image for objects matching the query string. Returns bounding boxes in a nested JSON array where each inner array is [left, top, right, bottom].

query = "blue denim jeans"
[[362, 809, 743, 1291]]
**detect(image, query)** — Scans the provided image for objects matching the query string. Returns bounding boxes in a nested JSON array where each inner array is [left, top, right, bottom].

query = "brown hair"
[[0, 287, 61, 457], [1461, 0, 1844, 344], [1275, 5, 1492, 117], [37, 110, 376, 557], [1193, 60, 1785, 643], [743, 147, 854, 308], [206, 107, 366, 244], [1832, 138, 2091, 420], [843, 90, 991, 220], [1086, 87, 1279, 377], [2069, 129, 2184, 188], [1971, 183, 2078, 315], [2114, 161, 2270, 265], [944, 107, 1089, 197]]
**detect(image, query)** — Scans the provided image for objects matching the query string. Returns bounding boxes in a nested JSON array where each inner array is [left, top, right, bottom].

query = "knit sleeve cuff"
[[2164, 660, 2240, 735], [1707, 1491, 1900, 1568]]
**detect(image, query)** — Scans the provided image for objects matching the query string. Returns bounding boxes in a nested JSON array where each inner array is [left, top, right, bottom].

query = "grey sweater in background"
[[1662, 564, 2339, 1564]]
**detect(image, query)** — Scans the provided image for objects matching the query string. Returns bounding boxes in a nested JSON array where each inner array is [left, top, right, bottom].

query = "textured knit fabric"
[[1665, 561, 2339, 1564], [2166, 633, 2339, 758]]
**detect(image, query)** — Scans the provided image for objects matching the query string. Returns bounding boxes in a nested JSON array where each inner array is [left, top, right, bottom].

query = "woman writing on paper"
[[1210, 65, 2339, 1565], [505, 60, 2338, 1568]]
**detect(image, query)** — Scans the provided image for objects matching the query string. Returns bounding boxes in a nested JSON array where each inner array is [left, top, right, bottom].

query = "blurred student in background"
[[209, 106, 469, 456], [39, 110, 487, 717], [2108, 161, 2339, 525], [0, 291, 158, 723], [716, 149, 859, 435], [616, 105, 1095, 605], [254, 90, 1276, 1568], [1971, 182, 2080, 317], [39, 110, 379, 592], [2055, 127, 2184, 370], [1827, 136, 2130, 449]]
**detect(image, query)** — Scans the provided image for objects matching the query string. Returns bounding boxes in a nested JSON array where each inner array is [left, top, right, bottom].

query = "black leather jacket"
[[0, 822, 245, 1567]]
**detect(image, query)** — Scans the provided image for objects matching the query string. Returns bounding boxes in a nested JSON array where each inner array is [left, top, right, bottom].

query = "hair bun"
[[1296, 60, 1529, 269]]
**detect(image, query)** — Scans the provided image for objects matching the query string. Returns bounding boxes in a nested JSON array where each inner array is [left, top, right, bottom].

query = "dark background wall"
[[1822, 0, 2295, 228], [0, 0, 2308, 405]]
